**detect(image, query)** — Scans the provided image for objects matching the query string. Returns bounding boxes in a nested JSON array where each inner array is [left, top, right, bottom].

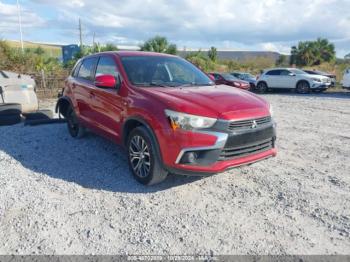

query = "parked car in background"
[[209, 72, 250, 90], [0, 71, 38, 126], [231, 72, 257, 89], [0, 70, 53, 126], [256, 68, 331, 94], [341, 68, 350, 90], [303, 69, 336, 87], [0, 71, 38, 112], [57, 51, 276, 185]]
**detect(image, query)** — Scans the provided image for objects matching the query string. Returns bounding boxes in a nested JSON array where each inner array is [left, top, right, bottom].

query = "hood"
[[140, 85, 270, 120]]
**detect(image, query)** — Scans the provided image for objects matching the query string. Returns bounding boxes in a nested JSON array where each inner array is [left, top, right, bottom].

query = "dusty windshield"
[[121, 56, 214, 87]]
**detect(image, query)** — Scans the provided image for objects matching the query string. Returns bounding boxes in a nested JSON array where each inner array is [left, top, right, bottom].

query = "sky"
[[0, 0, 349, 57]]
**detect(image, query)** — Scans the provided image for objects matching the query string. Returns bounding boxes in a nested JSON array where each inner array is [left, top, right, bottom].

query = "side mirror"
[[289, 73, 296, 76], [95, 74, 118, 89]]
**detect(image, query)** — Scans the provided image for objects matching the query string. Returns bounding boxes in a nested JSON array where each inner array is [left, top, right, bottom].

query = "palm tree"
[[140, 36, 177, 55], [291, 38, 336, 66]]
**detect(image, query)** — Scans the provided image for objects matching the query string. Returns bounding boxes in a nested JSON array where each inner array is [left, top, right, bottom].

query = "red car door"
[[73, 57, 98, 128], [89, 55, 125, 143]]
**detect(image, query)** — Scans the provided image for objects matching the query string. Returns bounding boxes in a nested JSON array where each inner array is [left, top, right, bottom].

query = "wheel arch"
[[295, 79, 310, 89], [122, 116, 164, 164], [257, 80, 268, 87]]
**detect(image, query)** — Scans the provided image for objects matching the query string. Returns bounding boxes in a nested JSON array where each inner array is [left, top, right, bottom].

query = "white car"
[[341, 68, 350, 90], [0, 71, 39, 125], [0, 71, 38, 112], [256, 68, 332, 94]]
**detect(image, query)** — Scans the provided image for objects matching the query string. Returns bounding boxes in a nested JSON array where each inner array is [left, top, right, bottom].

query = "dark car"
[[209, 72, 251, 90], [56, 51, 276, 185], [303, 70, 336, 87], [231, 72, 257, 89]]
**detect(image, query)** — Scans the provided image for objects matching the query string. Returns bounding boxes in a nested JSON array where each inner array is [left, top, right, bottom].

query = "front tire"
[[127, 126, 168, 185], [256, 82, 268, 93], [296, 81, 310, 94], [66, 106, 85, 138]]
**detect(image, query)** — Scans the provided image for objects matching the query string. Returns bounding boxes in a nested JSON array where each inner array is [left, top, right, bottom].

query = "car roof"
[[82, 51, 177, 59], [265, 68, 297, 71]]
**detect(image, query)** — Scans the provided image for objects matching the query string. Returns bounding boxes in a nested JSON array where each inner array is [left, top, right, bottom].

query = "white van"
[[342, 68, 350, 90], [0, 71, 39, 112]]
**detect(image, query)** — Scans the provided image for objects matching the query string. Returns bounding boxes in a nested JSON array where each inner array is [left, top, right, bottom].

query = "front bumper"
[[311, 82, 331, 90], [163, 118, 277, 175]]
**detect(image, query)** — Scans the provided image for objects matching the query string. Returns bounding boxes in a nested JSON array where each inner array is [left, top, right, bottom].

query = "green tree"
[[101, 43, 118, 52], [208, 46, 217, 62], [290, 38, 336, 66], [140, 36, 177, 54], [185, 50, 215, 71]]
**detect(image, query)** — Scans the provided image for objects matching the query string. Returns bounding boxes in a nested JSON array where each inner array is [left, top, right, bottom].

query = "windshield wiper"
[[177, 82, 214, 87], [149, 82, 172, 88]]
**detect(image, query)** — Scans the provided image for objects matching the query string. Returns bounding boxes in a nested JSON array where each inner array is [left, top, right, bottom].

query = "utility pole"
[[16, 0, 24, 53], [79, 18, 83, 48]]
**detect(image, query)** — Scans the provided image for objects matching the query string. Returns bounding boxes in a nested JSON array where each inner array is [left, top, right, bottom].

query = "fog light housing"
[[181, 152, 198, 164]]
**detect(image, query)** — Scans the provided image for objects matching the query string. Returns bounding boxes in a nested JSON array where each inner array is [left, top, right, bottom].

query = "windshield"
[[121, 56, 214, 87], [241, 73, 255, 79], [290, 69, 307, 75], [221, 73, 239, 81]]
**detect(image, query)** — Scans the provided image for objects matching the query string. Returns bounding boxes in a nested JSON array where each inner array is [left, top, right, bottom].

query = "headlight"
[[312, 78, 321, 82], [165, 109, 217, 130]]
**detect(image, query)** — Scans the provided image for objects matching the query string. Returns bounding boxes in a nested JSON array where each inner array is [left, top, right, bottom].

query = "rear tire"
[[66, 106, 85, 138], [296, 81, 310, 94], [256, 82, 268, 93], [127, 126, 168, 185]]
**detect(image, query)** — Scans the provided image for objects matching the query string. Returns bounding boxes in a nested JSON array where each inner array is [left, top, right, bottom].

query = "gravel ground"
[[0, 92, 349, 255]]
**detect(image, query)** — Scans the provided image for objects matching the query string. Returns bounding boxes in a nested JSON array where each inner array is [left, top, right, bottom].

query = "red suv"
[[56, 51, 276, 185]]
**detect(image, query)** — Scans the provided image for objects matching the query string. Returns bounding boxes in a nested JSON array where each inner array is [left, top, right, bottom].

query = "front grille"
[[228, 116, 272, 132], [219, 138, 273, 161]]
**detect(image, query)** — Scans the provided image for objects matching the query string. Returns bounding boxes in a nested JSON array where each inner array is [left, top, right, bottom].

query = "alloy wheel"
[[129, 135, 151, 178], [297, 82, 310, 94]]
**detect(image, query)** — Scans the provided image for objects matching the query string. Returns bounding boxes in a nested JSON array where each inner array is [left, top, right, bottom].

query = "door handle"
[[89, 91, 95, 99]]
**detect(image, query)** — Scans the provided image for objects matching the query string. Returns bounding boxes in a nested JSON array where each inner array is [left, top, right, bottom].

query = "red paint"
[[94, 74, 117, 89]]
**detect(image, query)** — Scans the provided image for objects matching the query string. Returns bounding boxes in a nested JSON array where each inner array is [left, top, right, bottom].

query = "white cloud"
[[4, 0, 350, 56], [0, 1, 45, 35]]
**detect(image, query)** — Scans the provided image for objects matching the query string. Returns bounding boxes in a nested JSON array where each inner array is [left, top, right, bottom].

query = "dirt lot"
[[0, 92, 349, 255]]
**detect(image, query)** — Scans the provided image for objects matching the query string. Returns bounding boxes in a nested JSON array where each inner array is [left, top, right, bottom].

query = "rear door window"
[[280, 70, 291, 76], [77, 57, 98, 81]]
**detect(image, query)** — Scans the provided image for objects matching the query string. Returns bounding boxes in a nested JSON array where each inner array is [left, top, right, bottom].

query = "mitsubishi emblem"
[[252, 120, 257, 129]]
